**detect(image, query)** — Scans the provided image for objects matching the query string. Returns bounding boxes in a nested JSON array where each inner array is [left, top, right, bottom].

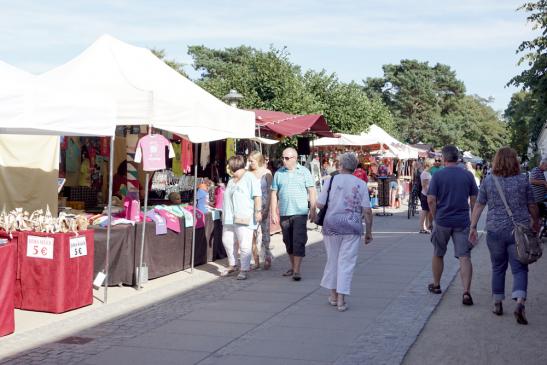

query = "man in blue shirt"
[[427, 145, 478, 306], [271, 148, 317, 281]]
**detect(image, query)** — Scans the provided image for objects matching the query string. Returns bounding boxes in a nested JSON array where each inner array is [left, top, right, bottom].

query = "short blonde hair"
[[424, 159, 434, 169]]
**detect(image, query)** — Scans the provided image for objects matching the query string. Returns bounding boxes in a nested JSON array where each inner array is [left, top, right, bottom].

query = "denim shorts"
[[420, 193, 429, 211], [431, 224, 472, 258]]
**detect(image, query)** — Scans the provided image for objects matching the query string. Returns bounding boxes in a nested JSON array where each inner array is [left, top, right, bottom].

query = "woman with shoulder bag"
[[317, 153, 373, 312], [221, 155, 262, 280], [248, 150, 273, 270], [469, 147, 540, 324]]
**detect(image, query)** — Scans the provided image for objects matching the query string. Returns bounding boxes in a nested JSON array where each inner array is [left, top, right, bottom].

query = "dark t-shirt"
[[428, 166, 478, 228]]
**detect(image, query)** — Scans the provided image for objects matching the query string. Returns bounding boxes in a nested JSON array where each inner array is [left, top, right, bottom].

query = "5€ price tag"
[[69, 236, 87, 258], [27, 236, 54, 259]]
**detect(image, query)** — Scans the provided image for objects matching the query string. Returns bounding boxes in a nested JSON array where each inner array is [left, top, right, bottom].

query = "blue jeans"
[[486, 230, 528, 301]]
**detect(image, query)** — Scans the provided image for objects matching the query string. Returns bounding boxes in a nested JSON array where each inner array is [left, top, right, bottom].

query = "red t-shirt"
[[353, 168, 368, 183]]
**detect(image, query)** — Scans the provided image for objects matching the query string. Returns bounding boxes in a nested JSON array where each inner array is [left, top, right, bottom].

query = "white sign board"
[[27, 235, 54, 259], [69, 236, 88, 258]]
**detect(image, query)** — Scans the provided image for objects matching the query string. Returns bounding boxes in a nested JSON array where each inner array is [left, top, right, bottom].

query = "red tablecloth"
[[15, 230, 94, 313], [0, 240, 16, 336]]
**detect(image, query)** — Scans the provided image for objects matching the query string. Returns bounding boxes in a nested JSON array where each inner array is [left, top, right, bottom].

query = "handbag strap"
[[324, 174, 336, 209], [492, 176, 516, 225]]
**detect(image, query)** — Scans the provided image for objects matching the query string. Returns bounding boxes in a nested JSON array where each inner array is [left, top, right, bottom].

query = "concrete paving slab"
[[229, 338, 349, 362], [123, 332, 233, 352], [199, 354, 330, 365], [155, 319, 255, 338], [246, 325, 361, 346], [201, 299, 289, 313], [83, 346, 208, 365], [181, 309, 274, 324]]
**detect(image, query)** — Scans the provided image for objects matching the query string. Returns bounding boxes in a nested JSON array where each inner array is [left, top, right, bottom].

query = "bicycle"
[[407, 190, 418, 219]]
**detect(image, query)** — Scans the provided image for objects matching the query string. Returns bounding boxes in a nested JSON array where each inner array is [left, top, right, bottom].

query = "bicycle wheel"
[[407, 201, 411, 219]]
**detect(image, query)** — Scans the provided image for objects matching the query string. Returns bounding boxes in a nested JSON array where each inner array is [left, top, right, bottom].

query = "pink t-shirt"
[[134, 134, 175, 171]]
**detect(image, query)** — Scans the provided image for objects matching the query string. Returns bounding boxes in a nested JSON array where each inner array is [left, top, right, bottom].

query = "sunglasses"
[[282, 156, 294, 161], [435, 160, 441, 162]]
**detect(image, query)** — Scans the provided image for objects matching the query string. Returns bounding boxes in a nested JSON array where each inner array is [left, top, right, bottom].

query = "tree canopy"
[[506, 1, 547, 158], [363, 59, 506, 157], [187, 45, 394, 134], [151, 45, 507, 158]]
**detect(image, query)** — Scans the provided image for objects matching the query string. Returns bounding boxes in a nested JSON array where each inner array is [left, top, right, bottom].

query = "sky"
[[0, 0, 539, 113]]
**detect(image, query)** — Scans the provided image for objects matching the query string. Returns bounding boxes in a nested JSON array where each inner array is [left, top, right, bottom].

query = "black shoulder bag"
[[315, 175, 335, 226]]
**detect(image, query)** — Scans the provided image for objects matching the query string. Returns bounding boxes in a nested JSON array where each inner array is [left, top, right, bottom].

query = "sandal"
[[462, 292, 474, 306], [328, 296, 338, 306], [282, 269, 294, 277], [337, 302, 348, 312], [292, 272, 301, 281], [220, 267, 236, 277], [428, 283, 442, 294], [419, 229, 431, 234], [263, 257, 272, 270]]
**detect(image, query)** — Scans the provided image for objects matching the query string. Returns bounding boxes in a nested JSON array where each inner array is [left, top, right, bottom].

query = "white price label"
[[69, 236, 88, 258], [27, 236, 54, 259]]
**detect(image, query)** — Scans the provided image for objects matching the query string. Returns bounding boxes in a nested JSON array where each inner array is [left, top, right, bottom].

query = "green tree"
[[187, 45, 393, 134], [303, 70, 394, 134], [363, 59, 465, 144], [507, 1, 547, 152], [151, 49, 189, 78]]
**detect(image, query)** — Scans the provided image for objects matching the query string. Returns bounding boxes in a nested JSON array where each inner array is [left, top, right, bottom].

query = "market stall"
[[0, 239, 15, 337], [0, 61, 115, 318], [39, 34, 255, 293]]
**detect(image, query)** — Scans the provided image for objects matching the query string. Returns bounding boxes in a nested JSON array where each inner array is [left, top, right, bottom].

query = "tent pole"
[[191, 143, 198, 273], [104, 135, 115, 304], [137, 124, 152, 290], [137, 173, 149, 289], [257, 126, 263, 154]]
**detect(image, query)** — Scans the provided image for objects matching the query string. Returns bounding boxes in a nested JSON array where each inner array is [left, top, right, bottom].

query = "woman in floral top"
[[317, 153, 373, 311]]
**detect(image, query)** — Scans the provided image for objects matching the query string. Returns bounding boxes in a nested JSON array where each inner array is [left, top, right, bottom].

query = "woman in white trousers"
[[317, 153, 373, 311], [221, 155, 262, 280]]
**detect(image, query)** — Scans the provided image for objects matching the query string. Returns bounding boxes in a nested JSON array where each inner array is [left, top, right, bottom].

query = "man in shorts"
[[427, 145, 478, 305], [271, 148, 317, 281]]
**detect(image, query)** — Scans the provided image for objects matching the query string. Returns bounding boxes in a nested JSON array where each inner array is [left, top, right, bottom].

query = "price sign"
[[27, 236, 54, 259], [69, 236, 88, 258]]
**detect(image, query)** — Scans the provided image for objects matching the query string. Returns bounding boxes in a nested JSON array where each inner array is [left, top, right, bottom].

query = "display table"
[[134, 217, 186, 281], [14, 230, 94, 313], [92, 213, 223, 286], [93, 224, 136, 286], [0, 240, 16, 336]]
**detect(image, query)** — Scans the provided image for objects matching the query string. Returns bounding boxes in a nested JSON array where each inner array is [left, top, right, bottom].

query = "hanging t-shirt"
[[134, 134, 175, 171], [66, 137, 80, 173], [171, 142, 182, 176], [181, 139, 193, 173], [200, 142, 210, 170], [226, 139, 236, 160]]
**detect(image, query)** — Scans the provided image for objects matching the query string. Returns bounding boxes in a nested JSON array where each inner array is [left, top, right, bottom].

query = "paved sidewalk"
[[404, 231, 547, 365], [1, 208, 460, 365]]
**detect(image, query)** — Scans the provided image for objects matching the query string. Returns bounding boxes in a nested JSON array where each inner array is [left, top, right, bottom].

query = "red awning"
[[253, 109, 334, 137]]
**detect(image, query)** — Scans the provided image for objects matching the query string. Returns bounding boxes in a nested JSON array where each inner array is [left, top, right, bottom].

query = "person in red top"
[[353, 163, 368, 183]]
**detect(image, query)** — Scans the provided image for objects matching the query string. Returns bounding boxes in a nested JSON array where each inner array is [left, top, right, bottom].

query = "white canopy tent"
[[40, 34, 255, 142], [360, 124, 420, 159], [0, 60, 116, 136], [38, 34, 257, 300], [312, 133, 381, 147]]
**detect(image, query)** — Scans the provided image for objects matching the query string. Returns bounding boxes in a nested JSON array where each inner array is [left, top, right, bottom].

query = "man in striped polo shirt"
[[271, 147, 317, 281], [529, 157, 547, 218]]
